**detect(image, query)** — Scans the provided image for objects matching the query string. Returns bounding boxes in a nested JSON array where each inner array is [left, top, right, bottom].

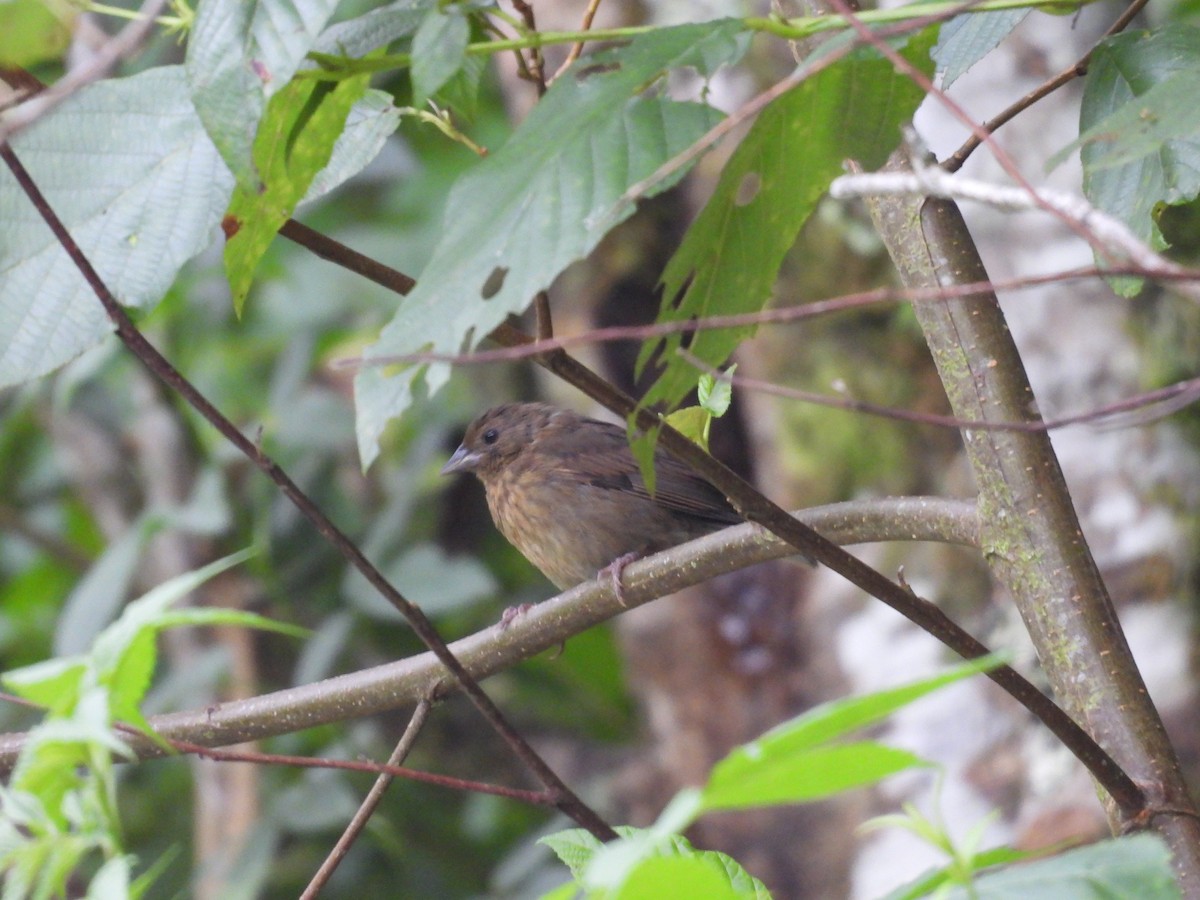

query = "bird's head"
[[440, 402, 562, 479]]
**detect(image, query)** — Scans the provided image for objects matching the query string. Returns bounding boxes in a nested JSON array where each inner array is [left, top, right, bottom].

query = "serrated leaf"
[[3, 656, 87, 714], [354, 20, 751, 466], [933, 9, 1029, 89], [0, 67, 233, 389], [698, 366, 735, 416], [632, 31, 936, 468], [664, 406, 711, 450], [185, 0, 341, 186], [412, 5, 470, 106], [224, 70, 373, 312], [88, 550, 255, 683], [1068, 27, 1200, 295], [945, 833, 1178, 899], [55, 519, 154, 657], [313, 0, 430, 57]]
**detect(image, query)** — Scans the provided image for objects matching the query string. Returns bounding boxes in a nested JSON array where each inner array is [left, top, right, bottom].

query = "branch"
[[830, 161, 1200, 302], [0, 496, 980, 768]]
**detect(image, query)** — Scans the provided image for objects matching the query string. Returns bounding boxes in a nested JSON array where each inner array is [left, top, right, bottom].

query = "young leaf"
[[185, 0, 341, 187], [700, 741, 929, 811]]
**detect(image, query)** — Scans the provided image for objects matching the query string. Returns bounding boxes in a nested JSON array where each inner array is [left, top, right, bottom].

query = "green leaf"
[[541, 827, 609, 881], [0, 67, 233, 389], [698, 366, 735, 417], [663, 407, 711, 450], [700, 741, 929, 810], [224, 70, 373, 312], [89, 549, 256, 688], [185, 0, 341, 186], [944, 833, 1178, 899], [412, 5, 470, 106], [55, 519, 155, 656], [696, 655, 1004, 810], [933, 9, 1029, 88], [1067, 27, 1200, 294], [155, 607, 309, 640], [728, 653, 1004, 755], [354, 20, 752, 466], [3, 656, 87, 715], [579, 829, 769, 897], [0, 0, 74, 67], [313, 0, 430, 57], [616, 854, 770, 899], [300, 89, 403, 205], [633, 30, 935, 463]]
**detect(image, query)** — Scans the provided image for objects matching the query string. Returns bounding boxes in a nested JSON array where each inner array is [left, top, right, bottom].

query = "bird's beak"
[[440, 444, 480, 475]]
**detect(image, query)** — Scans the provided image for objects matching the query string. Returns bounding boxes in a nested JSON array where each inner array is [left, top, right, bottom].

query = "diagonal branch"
[[0, 143, 616, 842]]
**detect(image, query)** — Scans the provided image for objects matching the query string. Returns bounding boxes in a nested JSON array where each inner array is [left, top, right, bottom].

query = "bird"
[[441, 402, 744, 593]]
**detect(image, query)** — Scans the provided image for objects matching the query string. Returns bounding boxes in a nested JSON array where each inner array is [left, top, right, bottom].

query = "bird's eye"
[[482, 428, 499, 445]]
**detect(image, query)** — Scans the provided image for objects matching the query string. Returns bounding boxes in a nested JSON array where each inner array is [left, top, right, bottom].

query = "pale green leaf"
[[0, 67, 233, 388], [354, 20, 751, 466]]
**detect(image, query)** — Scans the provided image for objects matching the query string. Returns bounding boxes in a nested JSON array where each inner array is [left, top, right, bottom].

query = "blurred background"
[[2, 0, 1199, 897]]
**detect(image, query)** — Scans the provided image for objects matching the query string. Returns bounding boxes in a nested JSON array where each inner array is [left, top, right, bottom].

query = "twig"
[[943, 0, 1151, 173], [552, 0, 606, 80], [330, 264, 1200, 370], [301, 700, 433, 900], [677, 349, 1200, 433]]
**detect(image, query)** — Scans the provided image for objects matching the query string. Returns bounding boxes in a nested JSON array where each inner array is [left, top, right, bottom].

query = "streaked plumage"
[[441, 402, 741, 590]]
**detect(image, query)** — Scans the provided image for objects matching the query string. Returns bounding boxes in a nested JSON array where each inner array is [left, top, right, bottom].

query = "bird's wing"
[[547, 422, 742, 526]]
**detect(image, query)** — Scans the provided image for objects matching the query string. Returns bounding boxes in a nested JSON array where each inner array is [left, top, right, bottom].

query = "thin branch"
[[330, 264, 1200, 370], [677, 349, 1200, 434], [829, 162, 1200, 301], [301, 699, 432, 900], [943, 0, 1151, 173], [0, 144, 616, 842], [0, 495, 983, 768], [552, 0, 606, 80]]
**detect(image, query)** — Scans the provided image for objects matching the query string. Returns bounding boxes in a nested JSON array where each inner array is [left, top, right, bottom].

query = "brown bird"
[[441, 402, 743, 591]]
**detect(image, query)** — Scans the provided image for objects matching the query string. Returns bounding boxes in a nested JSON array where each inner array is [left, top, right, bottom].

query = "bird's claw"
[[599, 551, 641, 606], [499, 603, 533, 629]]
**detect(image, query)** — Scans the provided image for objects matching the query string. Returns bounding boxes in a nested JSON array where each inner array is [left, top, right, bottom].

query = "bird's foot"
[[598, 552, 641, 606], [499, 603, 533, 629]]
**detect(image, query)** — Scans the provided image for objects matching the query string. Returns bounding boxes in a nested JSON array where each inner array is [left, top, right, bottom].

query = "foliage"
[[0, 0, 1197, 896], [0, 551, 297, 899]]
